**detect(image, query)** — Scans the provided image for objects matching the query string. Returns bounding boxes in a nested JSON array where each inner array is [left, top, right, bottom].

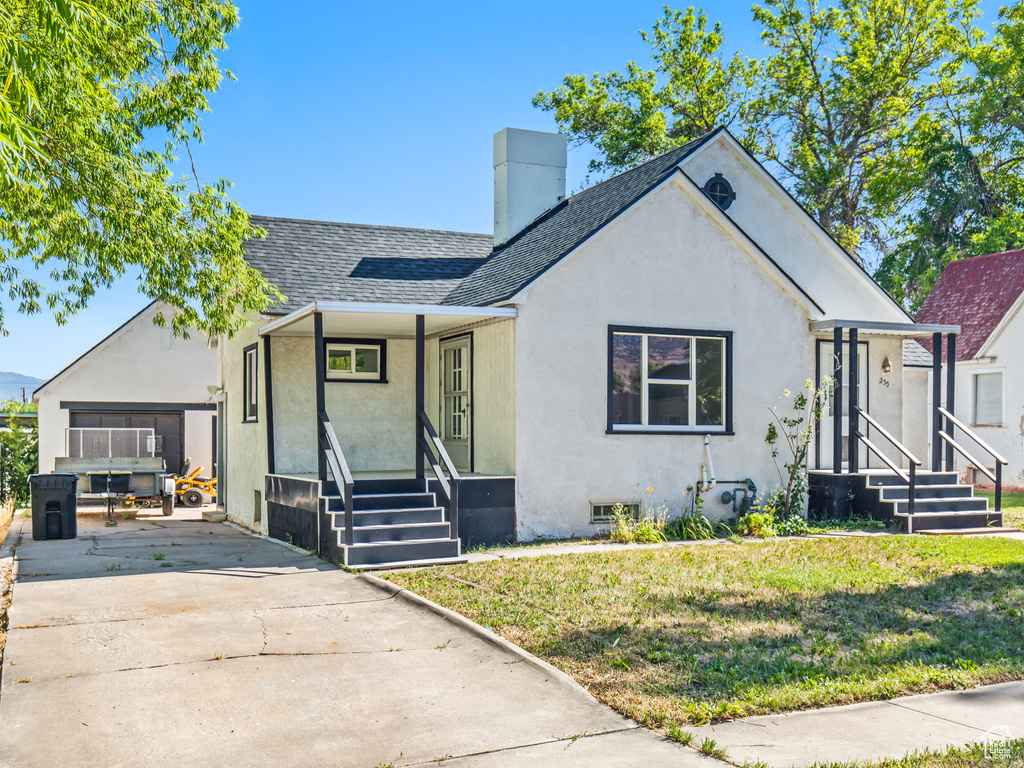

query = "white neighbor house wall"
[[952, 308, 1024, 487], [36, 302, 217, 475]]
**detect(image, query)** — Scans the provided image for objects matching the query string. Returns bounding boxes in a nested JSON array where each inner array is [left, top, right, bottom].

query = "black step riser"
[[353, 493, 436, 511], [868, 473, 958, 487], [352, 479, 427, 495], [905, 514, 1003, 531], [880, 487, 974, 501], [348, 523, 452, 544], [345, 539, 461, 567], [894, 499, 988, 514], [344, 508, 445, 526]]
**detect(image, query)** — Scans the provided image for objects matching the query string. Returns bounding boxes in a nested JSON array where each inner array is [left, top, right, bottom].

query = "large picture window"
[[243, 343, 258, 423], [608, 326, 731, 434]]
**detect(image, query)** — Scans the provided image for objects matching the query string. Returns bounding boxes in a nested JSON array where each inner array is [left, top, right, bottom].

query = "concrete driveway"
[[0, 513, 710, 768]]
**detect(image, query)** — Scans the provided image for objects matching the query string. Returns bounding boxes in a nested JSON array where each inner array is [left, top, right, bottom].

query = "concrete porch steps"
[[862, 471, 1004, 533]]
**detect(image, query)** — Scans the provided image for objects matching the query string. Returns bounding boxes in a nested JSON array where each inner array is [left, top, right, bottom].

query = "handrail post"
[[450, 478, 460, 545], [908, 462, 916, 517], [344, 479, 354, 547], [996, 461, 1002, 514]]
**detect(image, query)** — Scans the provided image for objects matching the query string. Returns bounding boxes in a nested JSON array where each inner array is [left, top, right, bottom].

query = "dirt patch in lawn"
[[385, 536, 1024, 729]]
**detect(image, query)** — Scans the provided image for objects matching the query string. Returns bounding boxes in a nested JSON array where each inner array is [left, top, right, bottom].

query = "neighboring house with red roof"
[[914, 249, 1024, 487]]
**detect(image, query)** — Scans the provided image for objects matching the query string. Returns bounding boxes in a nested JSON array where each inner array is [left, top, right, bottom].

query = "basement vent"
[[591, 501, 640, 524]]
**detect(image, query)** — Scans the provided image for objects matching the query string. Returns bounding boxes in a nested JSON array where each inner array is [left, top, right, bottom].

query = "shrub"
[[0, 401, 38, 505], [609, 502, 667, 544], [665, 497, 716, 541], [735, 511, 775, 538]]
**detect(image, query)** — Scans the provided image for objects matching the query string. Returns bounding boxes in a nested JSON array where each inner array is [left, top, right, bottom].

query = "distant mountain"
[[0, 371, 45, 403]]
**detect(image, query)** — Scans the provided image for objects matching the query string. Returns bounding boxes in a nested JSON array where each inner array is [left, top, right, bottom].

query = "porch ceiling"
[[259, 301, 517, 339], [809, 319, 960, 338]]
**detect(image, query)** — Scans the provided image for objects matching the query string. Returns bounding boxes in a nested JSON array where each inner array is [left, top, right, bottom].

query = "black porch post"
[[931, 332, 943, 472], [263, 335, 275, 475], [415, 314, 425, 480], [314, 312, 327, 484], [848, 328, 859, 474], [945, 333, 956, 471], [833, 327, 844, 472]]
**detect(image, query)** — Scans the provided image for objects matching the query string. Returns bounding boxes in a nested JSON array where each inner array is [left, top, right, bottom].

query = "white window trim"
[[325, 342, 383, 381], [971, 368, 1004, 427], [590, 501, 640, 523], [610, 331, 727, 433]]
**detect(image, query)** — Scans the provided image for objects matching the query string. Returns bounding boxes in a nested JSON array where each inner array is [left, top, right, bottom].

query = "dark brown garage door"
[[69, 411, 185, 475]]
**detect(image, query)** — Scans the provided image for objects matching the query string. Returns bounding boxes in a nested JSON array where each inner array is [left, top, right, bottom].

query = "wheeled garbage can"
[[30, 473, 79, 541]]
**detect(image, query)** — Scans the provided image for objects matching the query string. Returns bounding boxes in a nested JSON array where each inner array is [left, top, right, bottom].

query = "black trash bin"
[[30, 473, 79, 541]]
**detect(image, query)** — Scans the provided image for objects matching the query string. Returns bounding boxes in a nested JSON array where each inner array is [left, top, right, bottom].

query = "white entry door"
[[440, 335, 472, 473], [818, 341, 868, 470]]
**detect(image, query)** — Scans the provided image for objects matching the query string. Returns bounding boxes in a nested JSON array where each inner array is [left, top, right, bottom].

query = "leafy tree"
[[0, 0, 280, 336], [0, 399, 37, 505], [534, 1, 978, 259]]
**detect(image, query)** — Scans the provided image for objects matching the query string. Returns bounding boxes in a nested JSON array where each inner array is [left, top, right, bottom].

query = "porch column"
[[833, 327, 844, 472], [314, 311, 327, 484], [848, 328, 859, 474], [931, 331, 942, 472], [263, 335, 275, 475], [945, 333, 956, 471], [415, 314, 425, 480]]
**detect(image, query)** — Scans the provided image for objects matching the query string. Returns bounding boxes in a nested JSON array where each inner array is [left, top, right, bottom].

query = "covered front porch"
[[809, 319, 1009, 532], [257, 301, 518, 566]]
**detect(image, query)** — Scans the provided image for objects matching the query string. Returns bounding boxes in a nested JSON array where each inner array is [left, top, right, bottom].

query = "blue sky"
[[0, 0, 1007, 381]]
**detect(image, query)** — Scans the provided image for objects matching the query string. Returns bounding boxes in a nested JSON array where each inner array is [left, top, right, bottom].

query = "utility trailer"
[[56, 428, 175, 521]]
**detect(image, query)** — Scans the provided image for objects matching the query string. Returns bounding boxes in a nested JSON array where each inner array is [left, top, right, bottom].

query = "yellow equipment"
[[175, 458, 217, 507]]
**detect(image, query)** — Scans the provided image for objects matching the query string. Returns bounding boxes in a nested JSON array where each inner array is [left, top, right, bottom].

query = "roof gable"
[[915, 249, 1024, 361]]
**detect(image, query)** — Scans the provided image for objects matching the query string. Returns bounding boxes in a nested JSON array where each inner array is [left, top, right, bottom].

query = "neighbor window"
[[243, 344, 258, 422], [325, 340, 386, 382], [973, 372, 1003, 426], [608, 327, 730, 433]]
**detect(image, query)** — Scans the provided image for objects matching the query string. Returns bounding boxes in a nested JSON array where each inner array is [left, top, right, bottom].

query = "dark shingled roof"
[[915, 249, 1024, 362], [443, 132, 716, 306], [244, 130, 718, 313], [903, 339, 933, 367], [245, 217, 493, 314]]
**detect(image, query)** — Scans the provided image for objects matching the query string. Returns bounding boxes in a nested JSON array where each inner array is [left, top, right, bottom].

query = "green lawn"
[[385, 536, 1024, 728], [979, 490, 1024, 529], [813, 739, 1024, 767]]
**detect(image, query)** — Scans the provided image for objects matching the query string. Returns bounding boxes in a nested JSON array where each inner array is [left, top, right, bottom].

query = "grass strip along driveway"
[[385, 536, 1024, 730]]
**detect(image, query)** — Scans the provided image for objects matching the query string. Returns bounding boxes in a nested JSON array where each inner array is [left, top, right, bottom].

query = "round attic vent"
[[704, 173, 736, 210]]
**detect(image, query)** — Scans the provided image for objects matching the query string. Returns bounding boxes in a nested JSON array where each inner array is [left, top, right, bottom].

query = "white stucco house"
[[912, 249, 1024, 489], [35, 301, 218, 482], [217, 126, 1008, 568]]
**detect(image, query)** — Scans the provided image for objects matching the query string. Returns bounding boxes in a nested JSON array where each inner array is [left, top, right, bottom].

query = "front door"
[[440, 334, 472, 473], [817, 341, 868, 470]]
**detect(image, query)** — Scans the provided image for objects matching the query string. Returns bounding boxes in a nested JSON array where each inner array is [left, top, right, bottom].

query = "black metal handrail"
[[417, 409, 460, 540], [852, 406, 919, 516], [936, 406, 1008, 512], [318, 409, 354, 547]]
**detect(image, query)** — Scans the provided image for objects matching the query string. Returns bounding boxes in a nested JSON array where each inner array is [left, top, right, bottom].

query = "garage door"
[[69, 411, 184, 475]]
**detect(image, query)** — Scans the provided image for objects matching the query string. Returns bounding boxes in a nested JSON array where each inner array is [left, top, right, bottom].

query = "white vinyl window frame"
[[243, 343, 258, 423], [972, 369, 1004, 427], [608, 326, 731, 435], [325, 342, 384, 382]]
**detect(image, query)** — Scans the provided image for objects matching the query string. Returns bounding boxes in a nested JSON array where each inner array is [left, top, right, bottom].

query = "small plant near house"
[[735, 510, 775, 538], [664, 495, 716, 541], [765, 377, 831, 520], [608, 488, 667, 544]]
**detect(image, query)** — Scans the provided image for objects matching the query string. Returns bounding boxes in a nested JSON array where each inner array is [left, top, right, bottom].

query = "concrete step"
[[343, 537, 461, 567], [878, 484, 975, 501], [352, 478, 427, 495], [347, 521, 452, 544], [345, 507, 446, 526], [896, 510, 1003, 532], [352, 492, 437, 511], [866, 471, 958, 487]]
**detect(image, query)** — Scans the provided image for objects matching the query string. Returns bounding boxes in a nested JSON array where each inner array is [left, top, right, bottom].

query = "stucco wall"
[[681, 139, 908, 324], [953, 312, 1024, 487], [463, 320, 515, 475], [903, 368, 931, 468], [219, 321, 269, 532], [512, 177, 815, 539], [36, 302, 217, 474]]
